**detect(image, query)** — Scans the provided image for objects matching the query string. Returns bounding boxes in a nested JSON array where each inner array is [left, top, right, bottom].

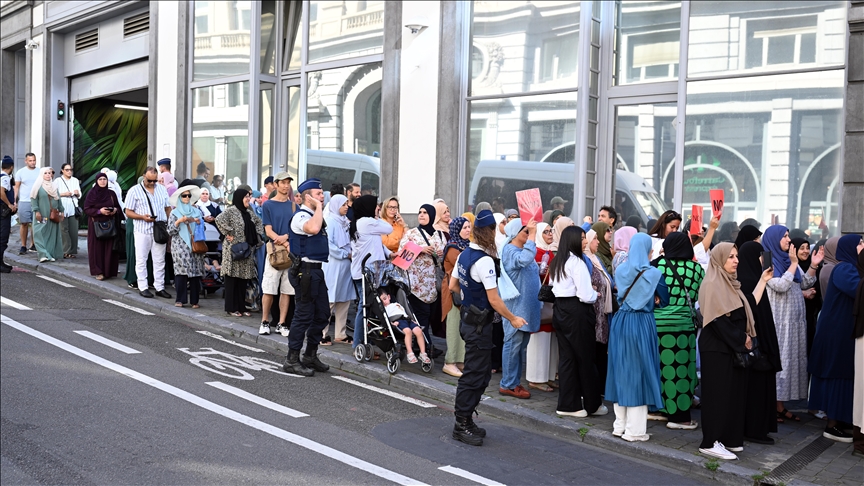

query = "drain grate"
[[763, 436, 835, 483]]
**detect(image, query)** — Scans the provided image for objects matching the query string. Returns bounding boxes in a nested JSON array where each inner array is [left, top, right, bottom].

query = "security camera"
[[24, 40, 39, 50]]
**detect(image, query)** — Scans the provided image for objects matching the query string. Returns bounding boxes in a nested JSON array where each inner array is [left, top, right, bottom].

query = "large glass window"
[[688, 1, 845, 77], [307, 1, 384, 65], [260, 1, 277, 75], [258, 88, 273, 187], [682, 70, 843, 237], [193, 1, 253, 81], [192, 81, 250, 199], [614, 1, 681, 85]]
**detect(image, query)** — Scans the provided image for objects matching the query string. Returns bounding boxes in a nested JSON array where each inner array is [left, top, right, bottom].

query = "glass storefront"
[[191, 81, 250, 196]]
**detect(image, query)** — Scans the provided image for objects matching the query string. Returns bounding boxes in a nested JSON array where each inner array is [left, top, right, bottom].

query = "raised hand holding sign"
[[515, 188, 543, 226], [709, 189, 724, 219], [393, 241, 424, 270]]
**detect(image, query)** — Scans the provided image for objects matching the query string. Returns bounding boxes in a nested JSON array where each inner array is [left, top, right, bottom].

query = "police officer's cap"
[[157, 158, 171, 166], [475, 209, 496, 228], [298, 178, 322, 193]]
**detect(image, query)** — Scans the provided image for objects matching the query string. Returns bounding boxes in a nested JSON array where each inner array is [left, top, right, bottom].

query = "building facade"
[[2, 1, 862, 235]]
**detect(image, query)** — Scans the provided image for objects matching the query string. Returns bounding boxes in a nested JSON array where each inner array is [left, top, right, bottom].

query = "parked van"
[[306, 150, 380, 196], [468, 160, 667, 226]]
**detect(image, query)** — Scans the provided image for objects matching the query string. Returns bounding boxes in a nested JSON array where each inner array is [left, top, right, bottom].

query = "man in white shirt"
[[124, 167, 173, 299], [14, 153, 39, 254]]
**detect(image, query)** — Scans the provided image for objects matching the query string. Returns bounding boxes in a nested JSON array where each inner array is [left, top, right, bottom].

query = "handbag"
[[49, 207, 63, 223], [231, 241, 252, 261], [419, 229, 446, 296], [538, 270, 556, 303], [143, 184, 169, 244], [95, 219, 116, 239], [187, 224, 208, 254], [267, 241, 293, 270], [734, 336, 771, 370]]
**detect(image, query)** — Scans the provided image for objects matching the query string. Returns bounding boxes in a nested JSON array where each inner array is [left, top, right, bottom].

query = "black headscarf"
[[84, 173, 118, 214], [716, 221, 739, 243], [791, 238, 812, 272], [349, 194, 379, 241], [738, 241, 782, 371], [662, 232, 694, 261], [734, 224, 762, 248], [232, 189, 257, 245], [854, 249, 864, 339], [418, 203, 436, 236]]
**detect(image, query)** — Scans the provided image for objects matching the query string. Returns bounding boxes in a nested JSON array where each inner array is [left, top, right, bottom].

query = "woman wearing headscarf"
[[716, 221, 740, 244], [809, 235, 864, 443], [442, 216, 470, 377], [763, 225, 823, 422], [734, 225, 763, 248], [498, 218, 542, 399], [818, 237, 841, 302], [494, 212, 507, 254], [158, 172, 177, 197], [349, 195, 392, 351], [612, 226, 637, 271], [697, 243, 769, 460], [739, 242, 783, 445], [852, 249, 864, 457], [31, 167, 64, 262], [550, 216, 576, 252], [322, 194, 354, 344], [791, 237, 820, 357], [591, 221, 615, 275], [196, 187, 222, 224], [605, 233, 668, 441], [473, 201, 492, 215], [433, 199, 452, 241], [651, 232, 704, 430], [550, 226, 603, 417], [380, 196, 406, 253], [584, 229, 614, 387], [399, 203, 446, 345], [168, 184, 205, 308], [84, 172, 121, 280], [527, 222, 559, 392], [102, 169, 124, 210], [215, 189, 264, 317]]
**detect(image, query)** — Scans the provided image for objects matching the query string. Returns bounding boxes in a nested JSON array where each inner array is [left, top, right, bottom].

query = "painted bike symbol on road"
[[178, 347, 302, 379]]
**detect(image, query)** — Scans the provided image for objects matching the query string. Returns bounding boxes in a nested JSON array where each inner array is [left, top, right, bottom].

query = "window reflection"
[[258, 88, 273, 188], [193, 0, 253, 81], [614, 1, 681, 85], [307, 1, 384, 65], [306, 64, 382, 196], [260, 1, 277, 74]]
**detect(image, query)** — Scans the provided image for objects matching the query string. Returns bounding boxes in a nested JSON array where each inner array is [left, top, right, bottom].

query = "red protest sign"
[[393, 241, 424, 270], [690, 205, 703, 235], [709, 189, 724, 219], [515, 188, 543, 226]]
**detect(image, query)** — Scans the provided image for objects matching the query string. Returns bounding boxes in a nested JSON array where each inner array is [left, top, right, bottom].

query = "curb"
[[5, 253, 796, 485]]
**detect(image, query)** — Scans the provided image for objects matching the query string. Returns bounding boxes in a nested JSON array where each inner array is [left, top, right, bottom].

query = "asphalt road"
[[1, 269, 705, 485]]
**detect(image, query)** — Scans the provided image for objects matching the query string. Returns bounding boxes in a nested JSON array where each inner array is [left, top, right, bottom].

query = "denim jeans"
[[499, 326, 530, 390]]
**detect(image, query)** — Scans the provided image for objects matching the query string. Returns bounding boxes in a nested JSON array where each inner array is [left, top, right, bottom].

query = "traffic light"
[[57, 100, 65, 120]]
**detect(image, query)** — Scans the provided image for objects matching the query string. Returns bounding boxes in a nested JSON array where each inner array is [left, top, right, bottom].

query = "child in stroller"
[[378, 288, 430, 365]]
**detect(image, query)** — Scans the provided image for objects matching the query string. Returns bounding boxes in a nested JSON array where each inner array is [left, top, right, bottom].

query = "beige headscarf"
[[698, 242, 756, 337], [550, 216, 575, 252], [584, 229, 613, 313], [433, 199, 450, 233], [31, 167, 59, 200]]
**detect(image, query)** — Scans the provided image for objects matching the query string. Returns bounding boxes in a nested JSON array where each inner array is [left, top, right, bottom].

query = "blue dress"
[[605, 279, 669, 408]]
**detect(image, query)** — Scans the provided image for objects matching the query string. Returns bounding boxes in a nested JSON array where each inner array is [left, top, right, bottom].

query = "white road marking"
[[73, 330, 141, 354], [36, 275, 75, 288], [206, 381, 308, 418], [439, 466, 506, 486], [1, 315, 427, 486], [0, 296, 31, 310], [103, 299, 154, 315], [331, 375, 437, 408], [196, 330, 265, 353]]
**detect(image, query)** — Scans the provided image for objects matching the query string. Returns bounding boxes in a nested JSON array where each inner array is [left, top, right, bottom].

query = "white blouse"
[[551, 254, 597, 303]]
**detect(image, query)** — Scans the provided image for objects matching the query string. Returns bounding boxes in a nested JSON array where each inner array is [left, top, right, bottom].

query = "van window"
[[307, 164, 355, 192], [361, 171, 379, 197], [474, 177, 573, 216]]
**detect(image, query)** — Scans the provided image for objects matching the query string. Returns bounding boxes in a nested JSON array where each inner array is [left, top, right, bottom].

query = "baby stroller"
[[353, 255, 435, 374]]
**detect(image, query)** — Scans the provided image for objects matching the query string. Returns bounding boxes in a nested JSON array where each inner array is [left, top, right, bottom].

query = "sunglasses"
[[180, 193, 191, 199], [144, 178, 158, 183]]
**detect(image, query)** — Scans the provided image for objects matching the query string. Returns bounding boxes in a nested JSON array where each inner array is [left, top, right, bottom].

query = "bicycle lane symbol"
[[178, 347, 306, 380]]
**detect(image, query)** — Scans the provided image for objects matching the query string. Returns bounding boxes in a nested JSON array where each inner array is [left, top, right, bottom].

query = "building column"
[[842, 2, 864, 233]]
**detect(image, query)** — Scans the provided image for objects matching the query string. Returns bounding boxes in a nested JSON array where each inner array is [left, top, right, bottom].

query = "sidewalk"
[[3, 233, 861, 485]]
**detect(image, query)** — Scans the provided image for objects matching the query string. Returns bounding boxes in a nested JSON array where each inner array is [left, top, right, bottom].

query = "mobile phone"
[[761, 250, 773, 271]]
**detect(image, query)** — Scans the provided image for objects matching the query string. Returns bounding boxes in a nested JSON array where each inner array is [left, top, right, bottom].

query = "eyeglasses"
[[507, 215, 519, 220], [543, 229, 553, 234], [386, 205, 399, 210], [180, 193, 191, 199], [63, 168, 72, 172]]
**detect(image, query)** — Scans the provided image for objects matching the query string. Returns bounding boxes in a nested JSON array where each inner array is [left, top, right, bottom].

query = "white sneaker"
[[726, 445, 744, 452], [622, 433, 649, 442], [647, 413, 668, 421], [556, 409, 588, 418], [699, 441, 738, 460], [258, 321, 271, 335], [612, 430, 624, 437], [591, 405, 609, 416], [667, 421, 699, 430], [275, 323, 289, 337]]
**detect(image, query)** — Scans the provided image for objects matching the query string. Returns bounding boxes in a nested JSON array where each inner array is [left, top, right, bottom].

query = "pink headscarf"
[[158, 172, 177, 196], [614, 226, 638, 253]]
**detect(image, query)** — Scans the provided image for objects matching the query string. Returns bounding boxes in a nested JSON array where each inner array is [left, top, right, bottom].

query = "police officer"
[[282, 178, 331, 377], [448, 209, 527, 446]]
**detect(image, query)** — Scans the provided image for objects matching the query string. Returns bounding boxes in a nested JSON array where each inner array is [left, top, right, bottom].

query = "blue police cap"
[[297, 178, 322, 193], [475, 209, 496, 228], [157, 158, 171, 166]]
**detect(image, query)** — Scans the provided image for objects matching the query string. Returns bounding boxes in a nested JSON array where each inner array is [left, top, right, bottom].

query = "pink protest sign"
[[709, 189, 725, 219], [515, 188, 543, 226], [393, 241, 424, 270], [690, 205, 703, 235]]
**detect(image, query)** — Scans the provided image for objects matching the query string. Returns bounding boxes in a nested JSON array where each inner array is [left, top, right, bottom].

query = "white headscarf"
[[325, 194, 350, 250], [535, 222, 553, 251], [494, 212, 507, 255], [31, 167, 59, 200]]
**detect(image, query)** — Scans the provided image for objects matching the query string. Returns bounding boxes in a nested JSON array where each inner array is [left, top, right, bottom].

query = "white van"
[[306, 150, 380, 196], [467, 160, 667, 226]]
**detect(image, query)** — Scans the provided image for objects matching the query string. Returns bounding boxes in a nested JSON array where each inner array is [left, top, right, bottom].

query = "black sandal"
[[320, 335, 332, 346], [778, 408, 801, 422]]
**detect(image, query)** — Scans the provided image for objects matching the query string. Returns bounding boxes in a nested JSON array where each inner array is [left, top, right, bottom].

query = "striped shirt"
[[125, 183, 170, 235]]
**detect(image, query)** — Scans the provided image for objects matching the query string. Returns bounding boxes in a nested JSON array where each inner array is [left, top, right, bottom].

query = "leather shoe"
[[139, 289, 154, 298], [499, 385, 531, 399], [155, 289, 172, 299]]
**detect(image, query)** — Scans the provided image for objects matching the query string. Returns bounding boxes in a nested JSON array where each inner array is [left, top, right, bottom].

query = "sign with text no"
[[690, 205, 703, 235], [515, 188, 543, 226], [709, 189, 724, 219], [393, 241, 424, 270]]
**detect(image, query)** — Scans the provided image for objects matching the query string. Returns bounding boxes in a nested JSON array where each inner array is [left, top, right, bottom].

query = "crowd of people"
[[1, 157, 863, 459]]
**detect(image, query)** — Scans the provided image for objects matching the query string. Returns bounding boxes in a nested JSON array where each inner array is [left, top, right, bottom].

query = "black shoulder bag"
[[143, 185, 169, 244], [666, 263, 704, 329]]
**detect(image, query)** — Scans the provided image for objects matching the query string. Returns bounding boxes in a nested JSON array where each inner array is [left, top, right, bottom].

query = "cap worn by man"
[[475, 209, 496, 228], [297, 178, 322, 193], [264, 176, 274, 185], [2, 155, 13, 166], [274, 172, 294, 182], [157, 158, 171, 167], [550, 196, 568, 205]]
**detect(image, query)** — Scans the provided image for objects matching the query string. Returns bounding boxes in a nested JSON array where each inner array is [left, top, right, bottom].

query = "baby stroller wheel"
[[386, 355, 400, 374], [421, 358, 434, 373], [353, 345, 365, 363], [363, 344, 374, 362]]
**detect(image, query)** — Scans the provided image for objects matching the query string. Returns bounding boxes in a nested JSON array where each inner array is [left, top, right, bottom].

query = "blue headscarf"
[[448, 216, 470, 251], [836, 234, 862, 265], [615, 233, 662, 309], [173, 195, 202, 251], [763, 225, 799, 282]]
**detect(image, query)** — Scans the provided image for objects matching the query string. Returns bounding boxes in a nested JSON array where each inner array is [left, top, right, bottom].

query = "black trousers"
[[175, 275, 201, 305], [553, 297, 602, 414], [408, 294, 432, 342], [700, 351, 748, 448], [224, 276, 248, 313], [0, 214, 10, 265], [744, 368, 777, 439], [454, 315, 494, 417], [288, 267, 329, 354]]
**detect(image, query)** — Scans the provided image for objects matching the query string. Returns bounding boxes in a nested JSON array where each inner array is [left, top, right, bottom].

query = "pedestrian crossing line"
[[103, 299, 154, 316], [0, 315, 428, 486], [36, 275, 75, 288], [196, 330, 265, 353], [332, 375, 437, 408], [0, 296, 32, 310], [206, 381, 308, 418], [73, 330, 141, 354], [439, 466, 506, 486]]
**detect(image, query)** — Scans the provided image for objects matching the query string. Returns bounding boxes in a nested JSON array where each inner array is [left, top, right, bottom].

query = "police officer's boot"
[[301, 351, 330, 372], [467, 412, 486, 438], [453, 415, 484, 446], [283, 349, 315, 377]]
